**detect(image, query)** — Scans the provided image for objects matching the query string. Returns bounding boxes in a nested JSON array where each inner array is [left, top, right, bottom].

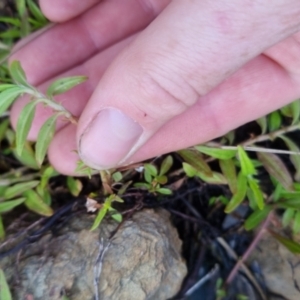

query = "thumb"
[[77, 0, 300, 169]]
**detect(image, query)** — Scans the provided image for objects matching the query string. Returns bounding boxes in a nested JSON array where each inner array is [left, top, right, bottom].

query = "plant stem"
[[242, 123, 300, 146], [24, 88, 77, 123], [225, 211, 273, 285]]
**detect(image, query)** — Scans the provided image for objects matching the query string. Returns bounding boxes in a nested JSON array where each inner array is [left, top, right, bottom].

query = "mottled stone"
[[248, 233, 300, 300], [1, 209, 187, 300]]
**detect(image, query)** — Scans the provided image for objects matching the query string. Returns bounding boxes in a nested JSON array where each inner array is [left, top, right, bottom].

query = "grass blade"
[[26, 0, 48, 24]]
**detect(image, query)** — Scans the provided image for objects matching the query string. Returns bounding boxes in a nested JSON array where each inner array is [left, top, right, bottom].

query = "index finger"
[[10, 0, 170, 85]]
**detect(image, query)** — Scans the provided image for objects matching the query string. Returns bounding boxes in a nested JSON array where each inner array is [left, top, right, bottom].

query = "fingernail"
[[79, 108, 143, 169]]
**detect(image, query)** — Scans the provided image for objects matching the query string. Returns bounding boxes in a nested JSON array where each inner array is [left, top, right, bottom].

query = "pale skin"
[[9, 0, 300, 175]]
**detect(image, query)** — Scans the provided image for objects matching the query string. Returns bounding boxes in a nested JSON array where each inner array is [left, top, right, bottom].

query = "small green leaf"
[[91, 207, 108, 231], [112, 171, 122, 182], [244, 205, 272, 231], [118, 181, 132, 195], [257, 151, 294, 191], [270, 231, 300, 254], [0, 198, 25, 213], [247, 177, 264, 210], [272, 182, 284, 202], [13, 141, 40, 169], [23, 189, 53, 216], [0, 119, 9, 143], [291, 100, 300, 124], [35, 114, 59, 166], [280, 100, 300, 125], [46, 76, 87, 96], [279, 136, 300, 182], [225, 172, 248, 213], [67, 176, 82, 197], [36, 185, 51, 206], [108, 207, 123, 223], [0, 84, 15, 92], [268, 110, 282, 132], [237, 146, 256, 176], [16, 101, 36, 156], [0, 269, 12, 300], [111, 195, 124, 203], [178, 149, 212, 176], [247, 187, 257, 210], [293, 211, 300, 234], [40, 165, 58, 189], [256, 116, 267, 134], [182, 162, 197, 177], [134, 182, 151, 189], [219, 158, 237, 194], [0, 216, 4, 240], [156, 175, 167, 184], [157, 188, 172, 195], [159, 155, 173, 176], [144, 169, 152, 183], [278, 191, 300, 200], [4, 180, 39, 199], [9, 60, 31, 87], [0, 87, 27, 115], [195, 145, 236, 160], [144, 164, 158, 177], [278, 199, 300, 209], [282, 208, 295, 228], [196, 171, 227, 185]]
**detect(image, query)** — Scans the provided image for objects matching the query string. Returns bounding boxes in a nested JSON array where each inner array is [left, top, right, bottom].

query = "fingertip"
[[48, 124, 80, 175], [39, 0, 99, 22]]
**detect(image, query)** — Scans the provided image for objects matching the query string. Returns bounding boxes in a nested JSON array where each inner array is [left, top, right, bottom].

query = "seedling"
[[134, 155, 173, 195]]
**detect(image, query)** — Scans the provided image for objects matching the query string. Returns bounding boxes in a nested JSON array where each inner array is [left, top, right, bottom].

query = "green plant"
[[0, 268, 12, 300], [90, 194, 124, 231], [178, 97, 300, 253], [1, 61, 87, 163], [134, 155, 173, 195]]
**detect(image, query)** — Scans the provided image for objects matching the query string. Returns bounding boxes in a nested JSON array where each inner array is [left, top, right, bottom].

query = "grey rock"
[[248, 233, 300, 300], [1, 209, 187, 300]]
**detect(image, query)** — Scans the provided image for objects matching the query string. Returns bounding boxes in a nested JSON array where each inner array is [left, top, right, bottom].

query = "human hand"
[[9, 0, 300, 175]]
